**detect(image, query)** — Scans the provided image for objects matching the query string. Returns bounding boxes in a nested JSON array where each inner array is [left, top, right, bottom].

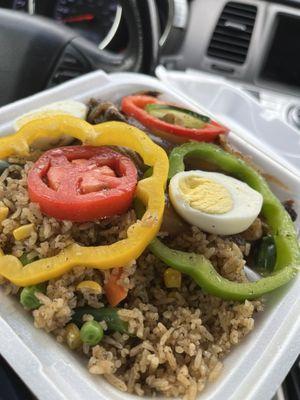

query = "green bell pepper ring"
[[149, 238, 296, 300], [168, 142, 300, 273], [136, 142, 300, 301], [135, 199, 297, 300]]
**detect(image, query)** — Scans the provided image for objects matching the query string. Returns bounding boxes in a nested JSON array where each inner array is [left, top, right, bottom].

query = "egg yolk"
[[179, 175, 233, 214]]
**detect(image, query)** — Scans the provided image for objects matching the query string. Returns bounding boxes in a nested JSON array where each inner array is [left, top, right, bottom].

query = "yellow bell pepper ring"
[[0, 116, 169, 286]]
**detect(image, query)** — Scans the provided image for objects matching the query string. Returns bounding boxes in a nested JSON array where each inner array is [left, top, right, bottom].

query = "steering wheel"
[[0, 1, 160, 106]]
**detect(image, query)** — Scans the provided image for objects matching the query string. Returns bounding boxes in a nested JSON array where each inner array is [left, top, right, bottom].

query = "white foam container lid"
[[0, 69, 299, 400]]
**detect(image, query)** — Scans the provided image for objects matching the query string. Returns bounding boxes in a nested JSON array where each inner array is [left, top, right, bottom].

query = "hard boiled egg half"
[[169, 170, 263, 235]]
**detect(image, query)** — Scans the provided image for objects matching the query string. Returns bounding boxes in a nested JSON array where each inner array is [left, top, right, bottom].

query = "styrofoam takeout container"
[[0, 70, 299, 400]]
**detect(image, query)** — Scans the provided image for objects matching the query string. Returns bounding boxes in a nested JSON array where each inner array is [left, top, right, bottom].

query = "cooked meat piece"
[[240, 218, 263, 241], [87, 99, 127, 124], [126, 117, 175, 154], [283, 200, 297, 221], [160, 194, 189, 236]]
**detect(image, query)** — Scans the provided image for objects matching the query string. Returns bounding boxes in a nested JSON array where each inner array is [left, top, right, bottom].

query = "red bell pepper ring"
[[121, 95, 228, 143], [27, 145, 138, 222]]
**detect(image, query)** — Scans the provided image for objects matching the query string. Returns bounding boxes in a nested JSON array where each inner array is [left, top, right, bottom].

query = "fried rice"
[[0, 155, 263, 400]]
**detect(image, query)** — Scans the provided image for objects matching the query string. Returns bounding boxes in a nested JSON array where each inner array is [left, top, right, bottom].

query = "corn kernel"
[[0, 206, 9, 222], [164, 268, 182, 288], [13, 224, 34, 241], [65, 323, 82, 350], [76, 280, 102, 294]]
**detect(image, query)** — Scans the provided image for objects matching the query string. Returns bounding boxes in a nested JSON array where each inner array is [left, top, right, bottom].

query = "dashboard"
[[6, 0, 122, 49], [2, 0, 300, 113], [176, 0, 300, 99], [1, 0, 188, 55]]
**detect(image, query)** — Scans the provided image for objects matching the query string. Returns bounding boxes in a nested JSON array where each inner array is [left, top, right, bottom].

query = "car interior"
[[0, 1, 299, 399]]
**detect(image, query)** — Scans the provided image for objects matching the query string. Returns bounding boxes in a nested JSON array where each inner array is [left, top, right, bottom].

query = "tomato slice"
[[27, 146, 138, 222], [121, 95, 228, 143]]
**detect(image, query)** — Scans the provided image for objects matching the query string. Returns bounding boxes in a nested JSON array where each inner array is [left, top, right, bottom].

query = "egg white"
[[14, 100, 88, 131], [14, 100, 88, 150], [169, 170, 263, 235]]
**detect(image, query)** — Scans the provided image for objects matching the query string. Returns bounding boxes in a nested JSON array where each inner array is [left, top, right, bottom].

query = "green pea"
[[80, 321, 104, 345], [0, 160, 9, 175], [20, 284, 45, 310], [19, 254, 39, 266]]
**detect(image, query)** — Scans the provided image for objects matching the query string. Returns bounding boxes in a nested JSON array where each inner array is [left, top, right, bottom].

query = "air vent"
[[207, 2, 257, 64]]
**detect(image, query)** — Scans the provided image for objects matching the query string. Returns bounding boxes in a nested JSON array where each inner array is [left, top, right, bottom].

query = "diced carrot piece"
[[104, 269, 128, 307]]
